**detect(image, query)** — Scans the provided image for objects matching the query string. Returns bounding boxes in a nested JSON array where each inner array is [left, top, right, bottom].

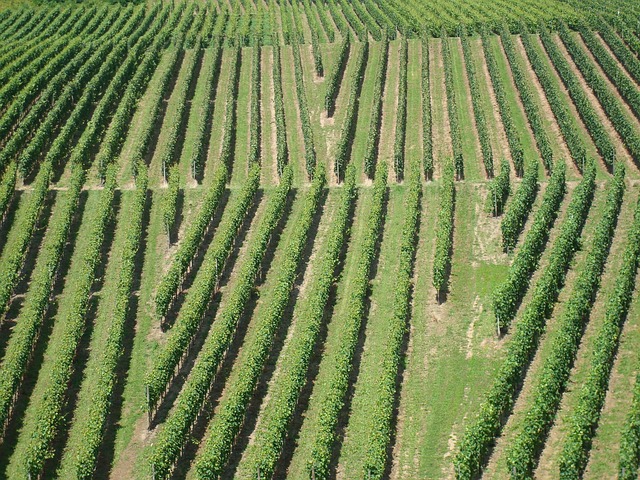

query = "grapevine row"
[[506, 164, 625, 478], [147, 164, 259, 409], [249, 44, 262, 165], [596, 17, 640, 85], [148, 167, 293, 479], [441, 33, 465, 179], [539, 24, 616, 170], [394, 38, 408, 180], [361, 168, 421, 478], [558, 192, 640, 478], [324, 34, 350, 117], [272, 43, 289, 176], [236, 165, 357, 479], [454, 161, 596, 479], [432, 161, 455, 298], [481, 29, 525, 176], [334, 41, 369, 181], [488, 159, 511, 216], [500, 162, 538, 249], [194, 164, 327, 478], [500, 26, 554, 172], [619, 370, 640, 479], [494, 161, 565, 330], [519, 26, 589, 169], [422, 35, 434, 179], [307, 161, 388, 479], [363, 35, 389, 178], [461, 30, 494, 177], [154, 166, 228, 320], [291, 41, 317, 177]]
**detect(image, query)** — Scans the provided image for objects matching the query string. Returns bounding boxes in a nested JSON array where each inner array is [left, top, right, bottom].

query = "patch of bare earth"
[[553, 33, 632, 172], [513, 36, 572, 166], [473, 38, 514, 166]]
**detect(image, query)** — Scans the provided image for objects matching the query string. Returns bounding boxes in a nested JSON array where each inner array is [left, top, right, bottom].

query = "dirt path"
[[534, 187, 639, 479], [430, 38, 452, 179], [481, 185, 607, 479], [513, 36, 572, 167], [473, 38, 513, 167], [553, 33, 631, 173]]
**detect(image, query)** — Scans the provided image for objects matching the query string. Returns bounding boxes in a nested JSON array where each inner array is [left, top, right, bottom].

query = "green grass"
[[450, 37, 483, 181], [229, 47, 252, 186], [287, 186, 373, 478], [336, 185, 405, 477], [405, 39, 423, 175], [392, 182, 509, 479]]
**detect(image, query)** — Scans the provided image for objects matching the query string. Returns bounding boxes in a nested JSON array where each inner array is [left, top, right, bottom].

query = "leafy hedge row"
[[481, 29, 525, 176], [162, 164, 180, 239], [272, 43, 289, 176], [362, 168, 421, 479], [559, 193, 640, 478], [0, 161, 16, 221], [326, 0, 349, 38], [488, 159, 511, 216], [154, 165, 228, 320], [15, 8, 143, 177], [310, 27, 324, 77], [519, 27, 589, 169], [147, 164, 259, 409], [337, 0, 367, 41], [0, 162, 84, 439], [291, 42, 318, 177], [461, 30, 494, 177], [159, 38, 201, 181], [21, 166, 117, 478], [220, 46, 242, 170], [421, 36, 434, 179], [572, 25, 640, 168], [0, 160, 51, 321], [433, 161, 455, 297], [441, 33, 464, 179], [494, 161, 565, 330], [362, 0, 397, 39], [619, 370, 640, 479], [249, 44, 262, 165], [501, 162, 539, 250], [312, 0, 335, 42], [148, 167, 293, 479], [580, 25, 640, 126], [95, 6, 185, 179], [60, 165, 148, 479], [325, 33, 350, 117], [307, 161, 388, 479], [194, 164, 327, 479], [394, 38, 408, 180], [334, 41, 369, 181], [596, 17, 640, 86], [506, 164, 625, 479], [454, 161, 596, 479], [539, 24, 616, 170], [363, 36, 389, 178], [237, 165, 357, 480], [500, 26, 554, 172], [351, 0, 382, 41]]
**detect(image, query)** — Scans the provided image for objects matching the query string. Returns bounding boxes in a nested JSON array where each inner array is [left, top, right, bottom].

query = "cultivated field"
[[0, 1, 640, 479]]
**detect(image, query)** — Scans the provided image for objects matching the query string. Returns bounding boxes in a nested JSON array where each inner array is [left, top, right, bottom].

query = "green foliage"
[[488, 159, 511, 216], [148, 167, 293, 479], [481, 27, 525, 176], [239, 166, 356, 479], [422, 35, 434, 179], [364, 35, 389, 178], [441, 32, 464, 179], [433, 160, 455, 296], [506, 164, 625, 478], [272, 43, 289, 176], [147, 165, 258, 409], [393, 38, 408, 180], [494, 161, 565, 330], [461, 29, 494, 177], [559, 193, 640, 479], [540, 23, 616, 170], [334, 41, 369, 181], [619, 371, 640, 480], [249, 44, 262, 165], [362, 168, 421, 478], [161, 164, 180, 239], [454, 161, 596, 479], [194, 164, 327, 479], [500, 24, 554, 172], [291, 41, 317, 177], [501, 162, 538, 250], [324, 33, 350, 117], [154, 166, 228, 321]]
